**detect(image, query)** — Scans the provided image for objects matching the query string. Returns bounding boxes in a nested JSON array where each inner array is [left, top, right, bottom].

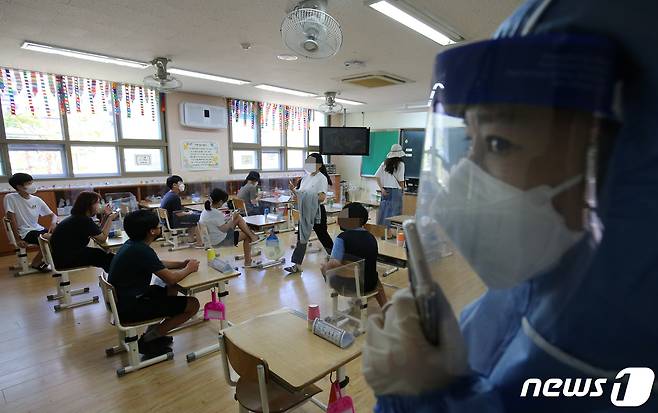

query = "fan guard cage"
[[281, 8, 342, 59]]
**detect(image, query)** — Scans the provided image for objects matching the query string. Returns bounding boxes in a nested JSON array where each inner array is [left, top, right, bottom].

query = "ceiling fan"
[[281, 0, 343, 59], [143, 57, 182, 92], [318, 91, 344, 113]]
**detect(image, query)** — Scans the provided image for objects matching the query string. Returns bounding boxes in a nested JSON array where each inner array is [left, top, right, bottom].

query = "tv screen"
[[319, 127, 370, 155]]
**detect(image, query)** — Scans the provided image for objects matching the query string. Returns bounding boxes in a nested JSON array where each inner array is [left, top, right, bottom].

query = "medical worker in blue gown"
[[362, 0, 658, 411]]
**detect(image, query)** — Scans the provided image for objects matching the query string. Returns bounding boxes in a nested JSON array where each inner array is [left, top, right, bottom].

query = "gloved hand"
[[363, 287, 469, 396]]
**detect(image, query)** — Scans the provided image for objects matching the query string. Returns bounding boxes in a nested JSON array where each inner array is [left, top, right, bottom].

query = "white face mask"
[[178, 183, 185, 192], [304, 163, 317, 174], [435, 159, 584, 289], [24, 184, 37, 194]]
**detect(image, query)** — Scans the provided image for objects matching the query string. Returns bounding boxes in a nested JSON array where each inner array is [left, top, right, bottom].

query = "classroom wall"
[[330, 110, 427, 200]]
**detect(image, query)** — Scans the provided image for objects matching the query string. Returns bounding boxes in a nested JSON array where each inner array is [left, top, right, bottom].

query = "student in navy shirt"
[[108, 209, 200, 357], [322, 202, 387, 307], [50, 191, 117, 271], [160, 175, 203, 247]]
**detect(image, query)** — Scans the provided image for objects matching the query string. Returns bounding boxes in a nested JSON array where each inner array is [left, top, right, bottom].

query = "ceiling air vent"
[[340, 72, 411, 88]]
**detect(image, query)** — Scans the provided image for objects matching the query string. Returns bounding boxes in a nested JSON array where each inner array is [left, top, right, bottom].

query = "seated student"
[[321, 203, 387, 307], [108, 210, 200, 357], [50, 191, 117, 272], [4, 173, 58, 272], [237, 171, 263, 215], [200, 188, 264, 266], [160, 175, 202, 247]]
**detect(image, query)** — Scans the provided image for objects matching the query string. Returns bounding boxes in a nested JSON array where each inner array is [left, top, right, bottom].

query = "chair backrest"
[[98, 272, 117, 315], [222, 334, 269, 382], [232, 198, 248, 216], [197, 222, 211, 248], [156, 207, 174, 230], [38, 234, 57, 271], [3, 217, 17, 247], [326, 259, 366, 298], [364, 223, 386, 239]]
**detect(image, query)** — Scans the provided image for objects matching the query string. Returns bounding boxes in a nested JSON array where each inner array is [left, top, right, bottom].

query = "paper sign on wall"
[[181, 140, 220, 171]]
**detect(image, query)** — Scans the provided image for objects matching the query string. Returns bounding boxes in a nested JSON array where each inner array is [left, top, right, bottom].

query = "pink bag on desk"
[[327, 375, 355, 413]]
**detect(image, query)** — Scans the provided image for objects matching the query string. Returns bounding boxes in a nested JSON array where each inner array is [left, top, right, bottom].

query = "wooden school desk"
[[385, 214, 415, 234], [244, 214, 287, 232], [159, 248, 241, 362], [222, 308, 364, 409], [139, 198, 204, 210], [259, 196, 294, 232], [97, 232, 130, 251], [184, 203, 229, 213]]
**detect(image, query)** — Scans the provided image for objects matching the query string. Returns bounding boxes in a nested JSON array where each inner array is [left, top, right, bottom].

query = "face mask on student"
[[436, 159, 584, 289], [304, 163, 317, 174], [24, 184, 37, 194], [178, 183, 186, 192]]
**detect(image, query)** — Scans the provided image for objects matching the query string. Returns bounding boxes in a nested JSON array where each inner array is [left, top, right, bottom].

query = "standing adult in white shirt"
[[4, 173, 58, 272], [375, 144, 406, 237], [285, 153, 334, 274]]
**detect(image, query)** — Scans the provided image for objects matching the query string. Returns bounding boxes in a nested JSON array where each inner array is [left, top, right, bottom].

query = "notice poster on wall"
[[180, 140, 220, 171]]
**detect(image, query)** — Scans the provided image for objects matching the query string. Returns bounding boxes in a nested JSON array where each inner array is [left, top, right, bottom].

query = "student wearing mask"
[[284, 153, 334, 274], [321, 202, 387, 307], [108, 210, 200, 358], [160, 175, 203, 248], [4, 173, 58, 272], [375, 144, 406, 237], [199, 188, 263, 266], [363, 1, 658, 411], [237, 171, 263, 215], [50, 191, 117, 272]]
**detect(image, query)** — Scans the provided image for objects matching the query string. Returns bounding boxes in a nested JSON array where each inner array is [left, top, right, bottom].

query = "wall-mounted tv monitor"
[[319, 127, 370, 156]]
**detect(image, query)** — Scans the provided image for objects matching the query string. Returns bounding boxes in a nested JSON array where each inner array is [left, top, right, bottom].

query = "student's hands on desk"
[[362, 288, 469, 396]]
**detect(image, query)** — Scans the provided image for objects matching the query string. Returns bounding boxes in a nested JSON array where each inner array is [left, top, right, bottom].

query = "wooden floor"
[[0, 222, 485, 413]]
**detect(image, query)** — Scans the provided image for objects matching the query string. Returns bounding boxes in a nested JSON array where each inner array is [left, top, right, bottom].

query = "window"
[[123, 148, 164, 172], [229, 99, 322, 172], [233, 150, 258, 170], [262, 151, 281, 171], [287, 149, 305, 170], [8, 144, 66, 177], [308, 112, 325, 147], [0, 69, 168, 179]]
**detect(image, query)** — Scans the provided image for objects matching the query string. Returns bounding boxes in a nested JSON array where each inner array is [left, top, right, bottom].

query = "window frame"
[[0, 73, 169, 181], [229, 102, 322, 173]]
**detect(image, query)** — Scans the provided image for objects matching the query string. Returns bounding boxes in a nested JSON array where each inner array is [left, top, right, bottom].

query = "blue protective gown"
[[375, 1, 658, 411]]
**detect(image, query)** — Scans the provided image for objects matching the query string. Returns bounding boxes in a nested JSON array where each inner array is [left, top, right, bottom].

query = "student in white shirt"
[[199, 188, 263, 266], [4, 173, 58, 272], [284, 153, 334, 274], [375, 144, 406, 237]]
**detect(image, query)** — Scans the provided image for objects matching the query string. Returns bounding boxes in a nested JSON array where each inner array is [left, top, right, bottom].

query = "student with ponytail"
[[199, 188, 264, 266]]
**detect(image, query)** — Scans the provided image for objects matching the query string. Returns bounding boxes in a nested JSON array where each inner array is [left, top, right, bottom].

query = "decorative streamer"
[[125, 84, 131, 118], [151, 90, 157, 122], [74, 76, 81, 112], [90, 79, 97, 114], [48, 74, 56, 96], [139, 86, 145, 116], [250, 102, 255, 129], [30, 71, 39, 96], [111, 83, 119, 114], [40, 72, 51, 117], [14, 69, 23, 94], [23, 71, 35, 116], [5, 69, 16, 115], [100, 80, 107, 112], [0, 68, 5, 92]]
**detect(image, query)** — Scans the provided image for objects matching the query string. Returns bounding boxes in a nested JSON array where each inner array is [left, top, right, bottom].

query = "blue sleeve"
[[374, 375, 503, 413], [330, 237, 345, 261]]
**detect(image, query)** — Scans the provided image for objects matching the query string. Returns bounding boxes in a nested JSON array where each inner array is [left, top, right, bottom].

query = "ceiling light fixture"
[[277, 54, 299, 61], [366, 1, 462, 46], [254, 84, 316, 97], [315, 96, 364, 106], [21, 41, 149, 69], [168, 68, 250, 85]]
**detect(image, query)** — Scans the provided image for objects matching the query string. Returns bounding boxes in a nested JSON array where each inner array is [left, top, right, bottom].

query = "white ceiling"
[[0, 0, 523, 112]]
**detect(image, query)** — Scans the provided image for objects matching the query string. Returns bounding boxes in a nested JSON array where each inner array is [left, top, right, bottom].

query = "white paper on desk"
[[278, 195, 291, 202], [209, 258, 235, 274]]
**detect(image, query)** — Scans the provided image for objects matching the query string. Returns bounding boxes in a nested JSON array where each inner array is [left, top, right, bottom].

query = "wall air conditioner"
[[179, 102, 227, 129]]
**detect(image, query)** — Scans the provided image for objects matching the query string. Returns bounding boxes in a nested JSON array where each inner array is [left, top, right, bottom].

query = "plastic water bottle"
[[264, 229, 282, 260], [264, 207, 270, 216]]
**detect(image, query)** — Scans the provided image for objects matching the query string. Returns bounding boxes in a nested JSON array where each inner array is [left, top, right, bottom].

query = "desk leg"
[[310, 366, 348, 411], [186, 281, 231, 362]]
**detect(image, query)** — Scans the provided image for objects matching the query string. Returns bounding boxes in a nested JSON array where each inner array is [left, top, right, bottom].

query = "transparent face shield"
[[418, 104, 605, 289], [414, 34, 619, 290]]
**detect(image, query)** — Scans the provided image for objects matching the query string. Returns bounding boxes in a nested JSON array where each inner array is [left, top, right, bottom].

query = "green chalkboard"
[[360, 130, 400, 176]]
